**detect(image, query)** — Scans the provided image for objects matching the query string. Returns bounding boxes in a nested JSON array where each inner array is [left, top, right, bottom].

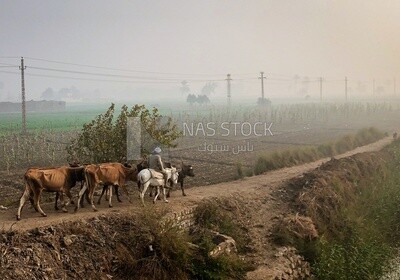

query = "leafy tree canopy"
[[67, 103, 181, 163]]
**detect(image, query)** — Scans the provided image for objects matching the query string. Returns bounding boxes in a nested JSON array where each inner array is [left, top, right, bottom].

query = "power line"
[[24, 72, 180, 84], [1, 57, 396, 92], [0, 69, 222, 84], [28, 66, 185, 81], [24, 56, 228, 77], [24, 57, 305, 80], [0, 62, 19, 67], [0, 68, 388, 90], [0, 70, 19, 75], [2, 57, 347, 81], [28, 65, 228, 83]]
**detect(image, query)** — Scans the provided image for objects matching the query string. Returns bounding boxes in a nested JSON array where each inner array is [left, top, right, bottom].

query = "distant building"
[[0, 100, 66, 113]]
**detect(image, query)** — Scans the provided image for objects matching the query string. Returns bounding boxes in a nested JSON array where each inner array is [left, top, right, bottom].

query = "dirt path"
[[0, 136, 393, 233]]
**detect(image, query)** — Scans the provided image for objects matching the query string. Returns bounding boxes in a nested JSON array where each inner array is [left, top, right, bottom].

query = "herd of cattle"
[[16, 160, 195, 220]]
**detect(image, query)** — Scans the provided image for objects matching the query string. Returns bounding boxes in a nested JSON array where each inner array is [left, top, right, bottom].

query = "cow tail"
[[143, 169, 153, 185], [84, 170, 91, 194]]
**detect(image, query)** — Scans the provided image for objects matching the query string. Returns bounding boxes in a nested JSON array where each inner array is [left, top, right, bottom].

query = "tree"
[[180, 80, 190, 96], [186, 94, 197, 105], [197, 94, 210, 104], [257, 97, 271, 106], [67, 103, 181, 163], [58, 86, 80, 100], [41, 88, 55, 100], [201, 82, 217, 96]]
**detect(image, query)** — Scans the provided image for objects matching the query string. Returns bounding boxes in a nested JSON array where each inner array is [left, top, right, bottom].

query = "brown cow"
[[98, 159, 149, 204], [27, 164, 86, 211], [26, 166, 85, 210], [16, 166, 85, 220], [75, 162, 137, 212], [55, 163, 87, 209]]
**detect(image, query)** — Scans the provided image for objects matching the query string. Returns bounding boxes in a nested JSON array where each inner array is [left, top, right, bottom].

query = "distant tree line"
[[182, 81, 216, 105], [186, 94, 210, 105], [257, 97, 271, 106]]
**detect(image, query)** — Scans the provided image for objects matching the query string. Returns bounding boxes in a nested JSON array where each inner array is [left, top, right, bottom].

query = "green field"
[[0, 111, 97, 133], [0, 102, 253, 134], [0, 101, 398, 135]]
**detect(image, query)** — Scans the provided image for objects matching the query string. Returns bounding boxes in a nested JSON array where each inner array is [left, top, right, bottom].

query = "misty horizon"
[[0, 1, 399, 105]]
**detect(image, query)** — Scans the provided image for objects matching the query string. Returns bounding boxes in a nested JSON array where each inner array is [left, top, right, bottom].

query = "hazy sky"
[[0, 0, 399, 103]]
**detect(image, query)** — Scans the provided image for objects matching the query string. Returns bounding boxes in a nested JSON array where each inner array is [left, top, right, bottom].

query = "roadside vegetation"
[[253, 127, 385, 175], [0, 201, 253, 280], [271, 139, 400, 279], [192, 198, 252, 254], [115, 200, 253, 280]]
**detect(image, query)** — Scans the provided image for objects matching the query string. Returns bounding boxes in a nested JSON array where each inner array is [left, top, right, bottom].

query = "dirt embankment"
[[0, 137, 394, 279]]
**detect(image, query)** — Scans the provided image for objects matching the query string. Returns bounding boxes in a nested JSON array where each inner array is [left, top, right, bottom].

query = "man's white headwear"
[[153, 147, 162, 154]]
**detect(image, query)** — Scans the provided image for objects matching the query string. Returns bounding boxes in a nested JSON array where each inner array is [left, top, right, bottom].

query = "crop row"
[[0, 130, 78, 172], [0, 102, 396, 172]]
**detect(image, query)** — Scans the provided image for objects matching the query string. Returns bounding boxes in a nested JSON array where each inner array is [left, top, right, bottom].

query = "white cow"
[[137, 167, 178, 206]]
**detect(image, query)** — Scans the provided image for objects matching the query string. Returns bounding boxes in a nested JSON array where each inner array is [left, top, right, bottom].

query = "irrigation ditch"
[[273, 138, 400, 279]]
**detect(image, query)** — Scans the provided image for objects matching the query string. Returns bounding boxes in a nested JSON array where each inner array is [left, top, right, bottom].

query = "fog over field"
[[2, 2, 400, 279], [0, 0, 399, 104], [1, 0, 399, 163]]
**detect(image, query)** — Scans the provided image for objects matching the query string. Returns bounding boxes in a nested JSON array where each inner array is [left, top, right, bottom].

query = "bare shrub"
[[115, 209, 191, 280], [271, 214, 318, 261], [272, 214, 318, 243]]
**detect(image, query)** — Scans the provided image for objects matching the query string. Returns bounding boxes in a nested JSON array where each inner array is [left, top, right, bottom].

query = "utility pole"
[[226, 74, 232, 108], [319, 77, 323, 101], [20, 57, 27, 135], [345, 76, 348, 102], [259, 72, 266, 100], [373, 79, 375, 97]]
